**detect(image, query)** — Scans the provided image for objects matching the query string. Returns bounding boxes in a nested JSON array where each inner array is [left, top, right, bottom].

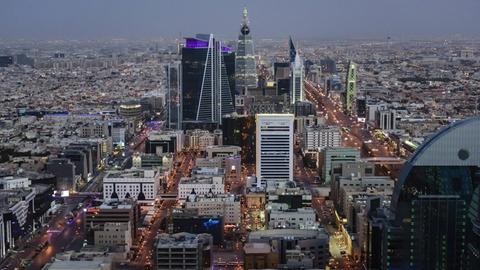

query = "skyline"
[[1, 0, 480, 41]]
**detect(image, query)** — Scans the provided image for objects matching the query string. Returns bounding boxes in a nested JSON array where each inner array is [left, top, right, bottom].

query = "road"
[[304, 80, 403, 179], [128, 150, 197, 269]]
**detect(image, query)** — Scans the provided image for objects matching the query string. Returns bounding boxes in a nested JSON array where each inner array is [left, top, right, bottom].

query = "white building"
[[103, 169, 160, 201], [94, 222, 132, 251], [268, 207, 317, 229], [290, 54, 304, 104], [303, 125, 341, 152], [184, 193, 241, 224], [0, 176, 31, 189], [256, 114, 294, 185], [178, 176, 224, 200]]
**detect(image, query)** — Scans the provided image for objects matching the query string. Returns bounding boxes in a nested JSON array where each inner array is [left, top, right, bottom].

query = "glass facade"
[[391, 118, 480, 269], [181, 35, 235, 125], [235, 8, 257, 95]]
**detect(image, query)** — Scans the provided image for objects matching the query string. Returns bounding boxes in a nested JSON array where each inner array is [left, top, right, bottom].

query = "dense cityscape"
[[0, 1, 480, 270]]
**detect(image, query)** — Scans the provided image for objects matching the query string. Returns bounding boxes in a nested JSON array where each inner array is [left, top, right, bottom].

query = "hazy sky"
[[1, 0, 479, 40]]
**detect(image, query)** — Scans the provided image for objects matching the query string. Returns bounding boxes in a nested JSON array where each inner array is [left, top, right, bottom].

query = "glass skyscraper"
[[235, 8, 257, 95], [390, 117, 480, 269], [181, 34, 235, 126]]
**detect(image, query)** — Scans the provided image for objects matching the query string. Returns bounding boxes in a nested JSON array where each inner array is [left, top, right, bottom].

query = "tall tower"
[[389, 117, 480, 269], [165, 61, 182, 129], [289, 36, 297, 63], [343, 61, 357, 114], [290, 53, 304, 104], [181, 34, 235, 125], [235, 7, 258, 95], [256, 114, 294, 186]]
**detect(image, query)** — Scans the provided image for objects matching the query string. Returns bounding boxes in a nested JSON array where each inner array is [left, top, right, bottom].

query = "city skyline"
[[1, 0, 480, 40]]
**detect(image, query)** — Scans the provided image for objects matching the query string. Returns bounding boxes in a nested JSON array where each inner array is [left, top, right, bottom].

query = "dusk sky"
[[1, 0, 479, 40]]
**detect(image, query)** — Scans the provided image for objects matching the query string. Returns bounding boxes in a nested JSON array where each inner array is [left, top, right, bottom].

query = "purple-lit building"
[[182, 34, 235, 126]]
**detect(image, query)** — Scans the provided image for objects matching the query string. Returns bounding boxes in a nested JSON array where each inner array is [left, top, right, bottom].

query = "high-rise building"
[[182, 34, 235, 126], [290, 54, 304, 104], [289, 36, 297, 63], [390, 117, 480, 269], [235, 7, 258, 95], [342, 61, 357, 114], [165, 61, 182, 129], [256, 114, 294, 185]]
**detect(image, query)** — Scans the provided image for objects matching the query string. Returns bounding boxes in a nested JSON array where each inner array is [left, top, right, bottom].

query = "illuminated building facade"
[[235, 7, 257, 95]]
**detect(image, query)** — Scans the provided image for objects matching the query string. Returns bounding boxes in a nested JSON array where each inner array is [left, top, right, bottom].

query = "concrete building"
[[243, 243, 279, 269], [376, 109, 397, 131], [154, 233, 212, 270], [267, 207, 317, 229], [94, 222, 132, 251], [248, 229, 330, 269], [84, 199, 140, 244], [0, 176, 30, 190], [303, 125, 341, 152], [178, 175, 224, 200], [45, 158, 76, 191], [205, 145, 241, 158], [184, 193, 241, 224], [322, 147, 360, 183], [103, 169, 160, 201], [256, 114, 294, 185]]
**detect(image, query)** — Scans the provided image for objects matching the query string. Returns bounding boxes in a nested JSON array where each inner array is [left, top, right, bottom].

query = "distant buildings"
[[256, 114, 294, 185], [165, 61, 182, 129], [342, 61, 357, 115], [181, 35, 235, 126], [235, 8, 258, 95]]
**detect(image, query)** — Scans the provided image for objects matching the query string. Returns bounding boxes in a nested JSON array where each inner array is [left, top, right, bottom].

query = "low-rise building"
[[94, 222, 132, 251], [103, 169, 160, 201], [154, 233, 212, 270], [184, 193, 241, 224], [178, 175, 224, 200], [248, 228, 330, 269]]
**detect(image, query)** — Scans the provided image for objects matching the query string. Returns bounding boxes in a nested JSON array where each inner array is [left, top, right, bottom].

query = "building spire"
[[242, 7, 249, 25]]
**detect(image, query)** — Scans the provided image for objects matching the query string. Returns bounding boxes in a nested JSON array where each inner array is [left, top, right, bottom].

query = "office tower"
[[256, 114, 294, 185], [289, 36, 297, 63], [290, 54, 304, 104], [342, 61, 357, 114], [235, 7, 258, 95], [165, 61, 182, 129], [390, 117, 480, 269], [182, 34, 235, 126]]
